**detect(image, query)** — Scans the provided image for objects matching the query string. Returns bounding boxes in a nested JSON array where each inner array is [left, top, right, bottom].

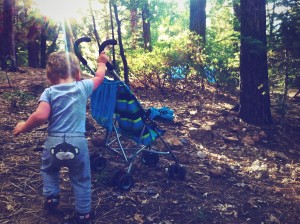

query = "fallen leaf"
[[134, 213, 144, 223]]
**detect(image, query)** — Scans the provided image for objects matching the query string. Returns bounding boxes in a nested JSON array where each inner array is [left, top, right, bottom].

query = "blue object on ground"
[[148, 106, 174, 121]]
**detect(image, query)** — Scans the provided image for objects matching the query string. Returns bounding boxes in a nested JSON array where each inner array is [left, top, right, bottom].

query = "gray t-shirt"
[[39, 79, 94, 133]]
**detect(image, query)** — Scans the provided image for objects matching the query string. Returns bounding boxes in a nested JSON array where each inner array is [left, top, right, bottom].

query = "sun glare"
[[33, 0, 90, 22]]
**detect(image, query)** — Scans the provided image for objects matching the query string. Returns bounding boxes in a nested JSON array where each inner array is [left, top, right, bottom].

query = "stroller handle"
[[99, 39, 118, 74], [99, 39, 117, 54], [74, 37, 120, 79], [74, 37, 91, 66]]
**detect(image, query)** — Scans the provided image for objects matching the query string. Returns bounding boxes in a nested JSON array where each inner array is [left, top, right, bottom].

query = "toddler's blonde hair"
[[46, 51, 81, 83]]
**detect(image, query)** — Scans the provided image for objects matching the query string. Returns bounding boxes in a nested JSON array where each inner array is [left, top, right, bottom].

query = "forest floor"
[[0, 68, 300, 224]]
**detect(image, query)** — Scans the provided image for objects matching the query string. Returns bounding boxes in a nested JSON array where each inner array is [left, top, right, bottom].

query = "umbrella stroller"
[[74, 37, 186, 190]]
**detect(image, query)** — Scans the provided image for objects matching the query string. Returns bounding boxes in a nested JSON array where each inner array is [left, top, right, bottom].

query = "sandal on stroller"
[[74, 37, 186, 190]]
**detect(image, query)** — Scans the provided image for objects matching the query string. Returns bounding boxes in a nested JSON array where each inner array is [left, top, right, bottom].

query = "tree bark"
[[27, 22, 40, 68], [232, 0, 240, 32], [28, 41, 39, 68], [109, 0, 116, 67], [130, 0, 138, 49], [40, 22, 48, 69], [47, 25, 60, 55], [267, 0, 277, 38], [142, 1, 152, 51], [190, 0, 206, 43], [2, 0, 17, 71], [239, 0, 272, 125], [113, 3, 129, 86]]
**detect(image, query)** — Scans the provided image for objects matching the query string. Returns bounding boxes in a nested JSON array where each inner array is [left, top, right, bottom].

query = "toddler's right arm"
[[92, 52, 109, 90]]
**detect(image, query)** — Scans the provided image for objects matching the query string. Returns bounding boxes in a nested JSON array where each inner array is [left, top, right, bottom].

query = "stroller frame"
[[103, 106, 179, 174], [74, 37, 186, 190]]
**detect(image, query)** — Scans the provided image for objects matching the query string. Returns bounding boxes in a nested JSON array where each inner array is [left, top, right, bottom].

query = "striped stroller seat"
[[90, 78, 186, 190], [114, 83, 165, 146]]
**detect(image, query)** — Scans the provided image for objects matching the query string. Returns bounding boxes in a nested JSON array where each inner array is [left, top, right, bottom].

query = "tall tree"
[[129, 0, 138, 49], [27, 21, 40, 68], [40, 20, 49, 68], [142, 1, 152, 51], [190, 0, 206, 43], [2, 0, 17, 71], [239, 0, 272, 124], [113, 2, 130, 85], [232, 0, 241, 32], [267, 0, 277, 40]]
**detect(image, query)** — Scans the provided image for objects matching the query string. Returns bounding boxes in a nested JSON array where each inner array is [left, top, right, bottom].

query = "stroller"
[[74, 38, 186, 190]]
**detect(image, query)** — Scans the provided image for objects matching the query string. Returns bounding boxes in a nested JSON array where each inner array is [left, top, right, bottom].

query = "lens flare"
[[32, 0, 89, 22]]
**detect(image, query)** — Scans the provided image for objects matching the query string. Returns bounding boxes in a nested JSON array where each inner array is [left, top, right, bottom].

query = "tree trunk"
[[103, 0, 110, 40], [267, 0, 276, 38], [142, 1, 152, 51], [190, 0, 206, 43], [40, 22, 48, 69], [130, 1, 138, 49], [27, 22, 40, 68], [109, 0, 116, 67], [239, 0, 272, 125], [280, 50, 289, 124], [28, 41, 39, 68], [232, 0, 240, 32], [113, 3, 130, 86], [47, 25, 60, 55], [2, 0, 17, 71], [89, 0, 101, 50]]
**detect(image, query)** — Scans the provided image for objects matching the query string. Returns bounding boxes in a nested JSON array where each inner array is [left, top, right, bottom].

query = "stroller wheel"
[[141, 151, 159, 167], [110, 169, 126, 186], [91, 155, 107, 172], [117, 173, 134, 191], [167, 164, 186, 180]]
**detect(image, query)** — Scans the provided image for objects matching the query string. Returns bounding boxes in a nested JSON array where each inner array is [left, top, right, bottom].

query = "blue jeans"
[[41, 133, 91, 214]]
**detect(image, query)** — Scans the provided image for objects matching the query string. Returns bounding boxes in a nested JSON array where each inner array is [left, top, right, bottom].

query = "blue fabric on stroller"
[[91, 78, 120, 131], [91, 78, 164, 146]]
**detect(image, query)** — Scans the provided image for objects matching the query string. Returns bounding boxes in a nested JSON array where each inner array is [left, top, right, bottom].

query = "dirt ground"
[[0, 68, 300, 224]]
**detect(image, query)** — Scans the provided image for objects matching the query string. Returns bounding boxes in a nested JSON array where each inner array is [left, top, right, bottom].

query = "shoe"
[[76, 212, 91, 224], [44, 195, 60, 210], [62, 211, 93, 224]]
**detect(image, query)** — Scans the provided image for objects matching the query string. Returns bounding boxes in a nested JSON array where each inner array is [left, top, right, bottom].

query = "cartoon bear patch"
[[50, 142, 79, 160]]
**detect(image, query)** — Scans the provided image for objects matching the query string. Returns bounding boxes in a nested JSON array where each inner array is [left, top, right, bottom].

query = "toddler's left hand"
[[13, 121, 25, 137]]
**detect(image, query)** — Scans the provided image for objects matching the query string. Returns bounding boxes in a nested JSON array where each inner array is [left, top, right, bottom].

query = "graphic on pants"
[[50, 142, 80, 160]]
